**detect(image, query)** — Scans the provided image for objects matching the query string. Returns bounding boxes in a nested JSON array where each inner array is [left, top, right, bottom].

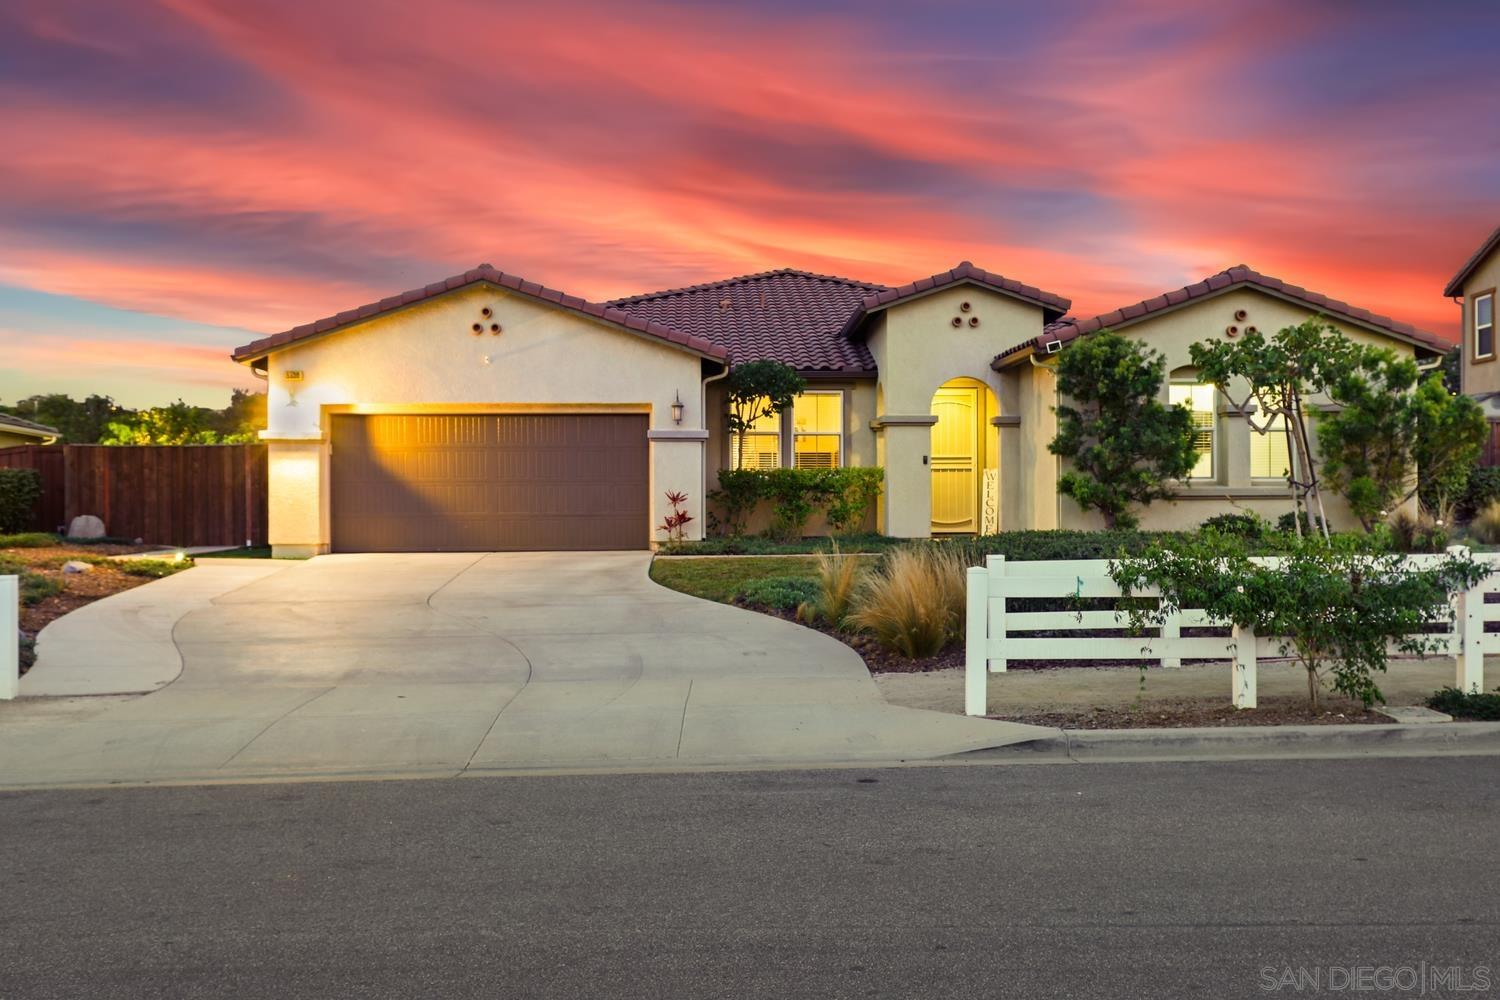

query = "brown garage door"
[[330, 413, 649, 552]]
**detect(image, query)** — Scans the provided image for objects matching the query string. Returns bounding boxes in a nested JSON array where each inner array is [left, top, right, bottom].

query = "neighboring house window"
[[1250, 414, 1294, 481], [1476, 292, 1495, 362], [730, 398, 782, 469], [1169, 382, 1216, 480], [792, 391, 843, 469]]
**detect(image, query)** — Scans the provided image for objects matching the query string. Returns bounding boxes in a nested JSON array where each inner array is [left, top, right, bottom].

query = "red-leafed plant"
[[659, 490, 694, 542]]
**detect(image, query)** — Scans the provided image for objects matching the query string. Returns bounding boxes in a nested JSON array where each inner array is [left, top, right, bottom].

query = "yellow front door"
[[931, 386, 979, 532]]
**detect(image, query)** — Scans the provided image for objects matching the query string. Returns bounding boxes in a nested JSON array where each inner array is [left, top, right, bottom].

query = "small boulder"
[[62, 560, 92, 574], [66, 514, 106, 540]]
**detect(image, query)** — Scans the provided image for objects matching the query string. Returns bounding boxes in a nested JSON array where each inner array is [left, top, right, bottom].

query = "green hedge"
[[0, 468, 43, 534], [1427, 686, 1500, 720], [708, 467, 883, 540]]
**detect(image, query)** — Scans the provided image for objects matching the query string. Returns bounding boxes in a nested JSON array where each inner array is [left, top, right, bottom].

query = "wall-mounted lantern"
[[671, 392, 685, 425]]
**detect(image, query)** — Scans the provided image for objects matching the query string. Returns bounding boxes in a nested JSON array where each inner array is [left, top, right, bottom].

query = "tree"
[[99, 397, 262, 445], [1316, 348, 1421, 530], [1190, 319, 1369, 539], [1440, 344, 1462, 395], [722, 360, 805, 470], [3, 393, 126, 443], [1412, 375, 1486, 518], [1048, 331, 1198, 529]]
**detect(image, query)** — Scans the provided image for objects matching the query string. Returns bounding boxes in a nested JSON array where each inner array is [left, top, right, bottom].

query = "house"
[[0, 414, 60, 448], [1444, 224, 1500, 460], [233, 261, 1444, 557]]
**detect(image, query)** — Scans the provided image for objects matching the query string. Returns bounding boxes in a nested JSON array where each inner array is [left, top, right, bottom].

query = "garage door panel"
[[331, 413, 648, 552]]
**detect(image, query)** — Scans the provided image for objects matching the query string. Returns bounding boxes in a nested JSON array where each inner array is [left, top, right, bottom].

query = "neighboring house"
[[1444, 224, 1500, 461], [0, 414, 60, 448], [233, 261, 1444, 556]]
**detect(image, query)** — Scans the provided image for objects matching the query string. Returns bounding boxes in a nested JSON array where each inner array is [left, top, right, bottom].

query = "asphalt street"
[[1, 757, 1496, 999]]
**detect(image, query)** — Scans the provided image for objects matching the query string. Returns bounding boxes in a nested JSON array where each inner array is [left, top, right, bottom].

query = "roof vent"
[[719, 297, 733, 311]]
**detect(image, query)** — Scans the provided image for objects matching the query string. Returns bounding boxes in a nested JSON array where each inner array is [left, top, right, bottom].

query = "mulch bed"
[[8, 543, 162, 675], [990, 695, 1388, 729], [734, 599, 966, 672]]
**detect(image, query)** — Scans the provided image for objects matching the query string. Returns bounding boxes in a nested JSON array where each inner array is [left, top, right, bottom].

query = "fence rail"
[[0, 444, 267, 547], [964, 551, 1499, 717]]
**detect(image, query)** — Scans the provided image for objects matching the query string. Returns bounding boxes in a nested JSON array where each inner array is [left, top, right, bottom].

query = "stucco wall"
[[1043, 286, 1423, 532], [260, 284, 710, 554], [865, 285, 1045, 535], [1458, 249, 1500, 398]]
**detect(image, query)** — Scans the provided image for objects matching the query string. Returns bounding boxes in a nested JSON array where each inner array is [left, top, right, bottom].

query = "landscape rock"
[[62, 560, 92, 574], [66, 515, 106, 540]]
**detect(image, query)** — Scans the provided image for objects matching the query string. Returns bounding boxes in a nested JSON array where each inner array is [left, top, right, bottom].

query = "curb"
[[965, 721, 1500, 762]]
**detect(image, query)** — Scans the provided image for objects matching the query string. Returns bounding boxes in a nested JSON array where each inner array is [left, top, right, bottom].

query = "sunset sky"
[[2, 0, 1498, 409]]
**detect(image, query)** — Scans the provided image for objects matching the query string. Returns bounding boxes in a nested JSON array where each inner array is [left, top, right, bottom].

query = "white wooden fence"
[[2, 575, 17, 700], [964, 550, 1500, 717]]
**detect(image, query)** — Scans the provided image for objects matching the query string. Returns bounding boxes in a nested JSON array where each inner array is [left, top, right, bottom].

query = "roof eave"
[[231, 274, 729, 366]]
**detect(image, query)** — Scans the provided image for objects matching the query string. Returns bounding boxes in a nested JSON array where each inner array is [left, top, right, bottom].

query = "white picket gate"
[[2, 575, 17, 701], [964, 549, 1500, 717]]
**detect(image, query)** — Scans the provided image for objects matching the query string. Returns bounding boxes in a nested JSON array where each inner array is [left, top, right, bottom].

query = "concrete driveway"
[[1, 553, 1049, 786]]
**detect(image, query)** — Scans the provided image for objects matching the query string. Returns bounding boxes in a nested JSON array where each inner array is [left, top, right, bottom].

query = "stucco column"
[[265, 438, 330, 558], [648, 430, 708, 544], [872, 415, 938, 538]]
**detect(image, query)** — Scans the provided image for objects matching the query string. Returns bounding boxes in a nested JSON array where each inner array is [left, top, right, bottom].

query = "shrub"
[[114, 558, 191, 579], [1457, 466, 1500, 520], [940, 529, 1191, 566], [736, 576, 820, 611], [1200, 513, 1267, 540], [1111, 532, 1486, 710], [762, 468, 821, 541], [705, 467, 884, 540], [1276, 511, 1327, 537], [1426, 686, 1500, 720], [799, 543, 862, 628], [1384, 509, 1449, 553], [0, 468, 43, 534], [1470, 500, 1500, 545], [823, 468, 883, 534], [0, 532, 59, 548], [848, 546, 966, 658], [708, 469, 765, 537]]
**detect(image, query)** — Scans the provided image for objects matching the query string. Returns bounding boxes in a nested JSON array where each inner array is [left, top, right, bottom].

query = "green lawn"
[[197, 546, 274, 559], [649, 555, 828, 604]]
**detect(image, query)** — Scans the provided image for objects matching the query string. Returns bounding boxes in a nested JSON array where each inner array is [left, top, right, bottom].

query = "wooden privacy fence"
[[0, 444, 267, 547], [964, 552, 1500, 716]]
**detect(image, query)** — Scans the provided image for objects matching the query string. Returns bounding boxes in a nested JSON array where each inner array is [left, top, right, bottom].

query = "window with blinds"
[[1251, 414, 1293, 480], [792, 391, 843, 469], [730, 399, 782, 469], [1169, 382, 1216, 480]]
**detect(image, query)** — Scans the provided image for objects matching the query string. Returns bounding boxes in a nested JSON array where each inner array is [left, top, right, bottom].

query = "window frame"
[[791, 389, 846, 470], [1474, 290, 1496, 364], [1169, 380, 1217, 483]]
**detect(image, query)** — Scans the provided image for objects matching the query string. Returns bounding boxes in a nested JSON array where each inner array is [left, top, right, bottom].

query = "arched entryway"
[[930, 377, 999, 534]]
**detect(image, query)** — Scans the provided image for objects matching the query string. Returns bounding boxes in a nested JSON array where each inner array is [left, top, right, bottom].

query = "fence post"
[[2, 575, 18, 701], [1231, 623, 1257, 709], [1160, 606, 1182, 669], [965, 565, 988, 717], [1452, 545, 1485, 695], [989, 555, 1007, 675]]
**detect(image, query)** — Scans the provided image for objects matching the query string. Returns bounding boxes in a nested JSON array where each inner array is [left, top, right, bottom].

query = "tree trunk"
[[1306, 665, 1320, 713]]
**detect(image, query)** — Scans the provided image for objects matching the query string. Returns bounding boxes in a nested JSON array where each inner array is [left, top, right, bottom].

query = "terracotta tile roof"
[[607, 268, 888, 373], [0, 413, 60, 439], [993, 264, 1447, 367], [231, 264, 729, 364], [838, 261, 1070, 340], [1444, 223, 1500, 297]]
